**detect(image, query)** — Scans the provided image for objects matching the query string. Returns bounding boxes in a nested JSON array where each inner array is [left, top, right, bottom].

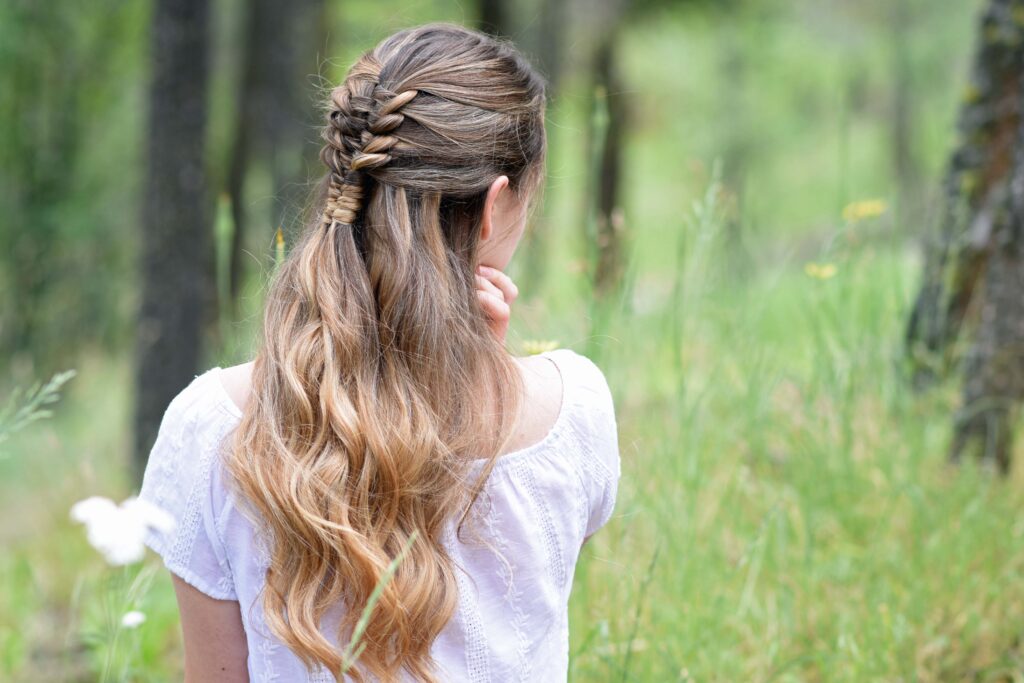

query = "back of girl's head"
[[322, 23, 547, 215], [226, 23, 547, 682]]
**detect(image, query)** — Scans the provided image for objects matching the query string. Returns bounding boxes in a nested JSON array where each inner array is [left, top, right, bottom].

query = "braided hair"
[[226, 22, 547, 683], [321, 59, 419, 229]]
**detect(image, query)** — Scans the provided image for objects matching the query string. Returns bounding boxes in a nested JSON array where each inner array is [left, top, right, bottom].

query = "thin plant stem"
[[338, 530, 420, 676]]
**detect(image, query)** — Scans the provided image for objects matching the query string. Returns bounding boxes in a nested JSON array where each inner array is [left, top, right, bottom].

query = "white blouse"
[[138, 348, 621, 682]]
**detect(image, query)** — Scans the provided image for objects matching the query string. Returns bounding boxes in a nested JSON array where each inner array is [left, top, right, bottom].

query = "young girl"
[[139, 23, 620, 683]]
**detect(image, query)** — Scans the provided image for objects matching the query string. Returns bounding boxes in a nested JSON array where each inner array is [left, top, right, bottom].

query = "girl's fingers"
[[477, 265, 518, 304], [475, 274, 504, 302], [476, 290, 510, 325], [475, 266, 515, 341]]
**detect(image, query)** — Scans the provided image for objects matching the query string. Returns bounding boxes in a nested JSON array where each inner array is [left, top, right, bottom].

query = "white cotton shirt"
[[138, 348, 620, 682]]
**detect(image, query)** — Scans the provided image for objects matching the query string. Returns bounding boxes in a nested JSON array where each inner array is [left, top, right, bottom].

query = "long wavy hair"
[[224, 23, 547, 682]]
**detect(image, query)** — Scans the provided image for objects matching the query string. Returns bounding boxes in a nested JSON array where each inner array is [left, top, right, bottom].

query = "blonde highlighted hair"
[[225, 23, 547, 681]]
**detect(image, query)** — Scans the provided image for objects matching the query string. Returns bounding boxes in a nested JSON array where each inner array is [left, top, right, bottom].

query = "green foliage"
[[75, 564, 160, 682], [0, 0, 148, 372], [562, 186, 1022, 680], [0, 370, 76, 452]]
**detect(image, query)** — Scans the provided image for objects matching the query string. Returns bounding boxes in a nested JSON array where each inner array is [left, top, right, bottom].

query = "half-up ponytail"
[[225, 23, 547, 682]]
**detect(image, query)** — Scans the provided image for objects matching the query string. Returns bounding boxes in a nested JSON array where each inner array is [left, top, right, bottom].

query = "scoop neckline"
[[207, 348, 573, 465]]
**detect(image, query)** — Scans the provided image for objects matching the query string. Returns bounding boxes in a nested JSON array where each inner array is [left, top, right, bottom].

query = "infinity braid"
[[321, 55, 419, 229]]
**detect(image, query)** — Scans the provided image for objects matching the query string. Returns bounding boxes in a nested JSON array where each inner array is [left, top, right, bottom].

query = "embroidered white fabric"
[[138, 348, 620, 682]]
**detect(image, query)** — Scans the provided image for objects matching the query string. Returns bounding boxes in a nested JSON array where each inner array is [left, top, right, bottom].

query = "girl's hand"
[[475, 264, 518, 343]]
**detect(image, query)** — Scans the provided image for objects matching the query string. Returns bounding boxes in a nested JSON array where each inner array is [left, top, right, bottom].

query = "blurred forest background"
[[5, 0, 1024, 680]]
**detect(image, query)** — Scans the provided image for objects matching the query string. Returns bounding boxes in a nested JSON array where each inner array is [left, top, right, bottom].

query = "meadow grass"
[[565, 203, 1024, 681], [8, 207, 1024, 681]]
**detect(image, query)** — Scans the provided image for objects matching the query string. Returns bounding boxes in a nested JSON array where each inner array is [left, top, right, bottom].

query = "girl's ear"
[[480, 175, 510, 244]]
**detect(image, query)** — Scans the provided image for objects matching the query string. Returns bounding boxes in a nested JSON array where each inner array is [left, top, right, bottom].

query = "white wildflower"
[[121, 610, 147, 629], [70, 495, 175, 566]]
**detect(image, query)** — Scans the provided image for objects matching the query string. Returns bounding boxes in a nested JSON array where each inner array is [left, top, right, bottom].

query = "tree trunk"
[[904, 0, 1024, 471], [227, 0, 325, 309], [951, 63, 1024, 473], [591, 29, 627, 299], [517, 0, 567, 295], [134, 0, 212, 481], [477, 0, 509, 37], [906, 0, 1024, 386], [536, 0, 566, 91]]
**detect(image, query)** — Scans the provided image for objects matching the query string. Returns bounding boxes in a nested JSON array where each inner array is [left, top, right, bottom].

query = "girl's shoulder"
[[165, 366, 245, 433], [136, 367, 242, 600], [521, 348, 621, 537], [541, 348, 615, 418], [215, 361, 254, 417], [506, 347, 618, 466]]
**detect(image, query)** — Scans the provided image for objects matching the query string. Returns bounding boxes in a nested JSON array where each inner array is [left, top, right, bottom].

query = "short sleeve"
[[557, 350, 621, 538], [137, 374, 238, 600]]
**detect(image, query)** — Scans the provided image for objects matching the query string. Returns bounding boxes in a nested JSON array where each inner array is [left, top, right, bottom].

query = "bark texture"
[[134, 0, 212, 480], [907, 0, 1023, 374], [952, 63, 1024, 473], [906, 0, 1024, 471]]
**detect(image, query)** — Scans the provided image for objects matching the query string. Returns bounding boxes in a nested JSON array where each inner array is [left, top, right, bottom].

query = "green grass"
[[567, 213, 1024, 681], [6, 0, 1024, 681], [9, 213, 1024, 682]]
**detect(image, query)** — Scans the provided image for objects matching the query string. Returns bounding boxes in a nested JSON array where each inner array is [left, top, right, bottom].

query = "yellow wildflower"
[[842, 199, 887, 223], [521, 339, 560, 355], [960, 171, 979, 197], [275, 227, 286, 266], [804, 262, 838, 280]]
